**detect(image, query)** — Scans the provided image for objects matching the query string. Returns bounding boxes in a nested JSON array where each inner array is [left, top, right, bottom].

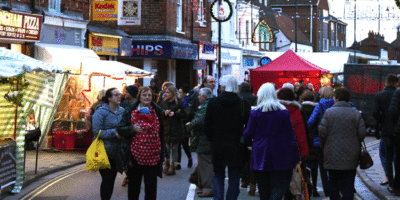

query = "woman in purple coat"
[[243, 83, 301, 200]]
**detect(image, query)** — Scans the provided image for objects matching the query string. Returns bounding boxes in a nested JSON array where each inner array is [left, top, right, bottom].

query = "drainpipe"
[[310, 4, 313, 44]]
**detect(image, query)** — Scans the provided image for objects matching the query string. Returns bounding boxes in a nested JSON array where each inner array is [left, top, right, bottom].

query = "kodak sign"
[[92, 0, 118, 21]]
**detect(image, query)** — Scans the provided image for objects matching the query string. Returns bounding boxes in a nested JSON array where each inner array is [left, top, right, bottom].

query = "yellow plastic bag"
[[85, 130, 111, 171]]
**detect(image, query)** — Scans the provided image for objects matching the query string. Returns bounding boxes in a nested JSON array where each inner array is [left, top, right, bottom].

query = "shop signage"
[[0, 11, 42, 41], [40, 25, 81, 46], [221, 48, 241, 64], [131, 42, 198, 60], [92, 0, 118, 21], [198, 42, 217, 60], [193, 60, 207, 70], [89, 34, 119, 56], [244, 58, 255, 67], [118, 0, 141, 25], [0, 141, 16, 194], [260, 56, 271, 66]]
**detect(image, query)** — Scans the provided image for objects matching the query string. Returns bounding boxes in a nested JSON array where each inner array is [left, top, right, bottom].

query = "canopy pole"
[[13, 79, 19, 140]]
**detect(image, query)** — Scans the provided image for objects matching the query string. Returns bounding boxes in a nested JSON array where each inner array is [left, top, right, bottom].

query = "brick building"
[[270, 0, 347, 52]]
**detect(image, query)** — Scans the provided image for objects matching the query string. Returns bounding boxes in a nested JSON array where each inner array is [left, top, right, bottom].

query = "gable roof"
[[253, 49, 329, 74], [274, 13, 312, 46]]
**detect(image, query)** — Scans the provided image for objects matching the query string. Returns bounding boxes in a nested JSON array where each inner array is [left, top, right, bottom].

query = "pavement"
[[0, 136, 398, 200], [357, 138, 400, 200]]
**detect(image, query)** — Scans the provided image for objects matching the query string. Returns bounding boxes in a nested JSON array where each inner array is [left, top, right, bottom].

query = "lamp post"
[[353, 0, 357, 63], [295, 0, 298, 52], [218, 0, 222, 80]]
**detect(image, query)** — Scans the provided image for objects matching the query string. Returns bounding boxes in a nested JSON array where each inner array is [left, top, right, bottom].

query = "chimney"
[[368, 31, 374, 38], [398, 26, 400, 40]]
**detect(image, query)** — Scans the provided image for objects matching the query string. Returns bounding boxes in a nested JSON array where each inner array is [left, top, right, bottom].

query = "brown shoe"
[[248, 183, 256, 196], [196, 188, 203, 194], [198, 192, 213, 197], [163, 159, 170, 174], [165, 164, 176, 175]]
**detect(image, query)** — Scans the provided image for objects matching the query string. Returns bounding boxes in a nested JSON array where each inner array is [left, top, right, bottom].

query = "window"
[[264, 0, 268, 6], [49, 0, 61, 12], [176, 0, 183, 32], [323, 38, 329, 51]]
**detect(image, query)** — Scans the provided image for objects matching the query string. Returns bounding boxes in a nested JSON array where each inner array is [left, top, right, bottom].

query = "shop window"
[[49, 0, 61, 13], [176, 0, 183, 32]]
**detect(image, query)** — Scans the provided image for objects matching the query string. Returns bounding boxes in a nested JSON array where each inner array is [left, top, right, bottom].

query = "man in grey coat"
[[318, 88, 366, 200]]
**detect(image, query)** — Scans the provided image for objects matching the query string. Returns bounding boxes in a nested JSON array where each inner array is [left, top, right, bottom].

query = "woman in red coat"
[[278, 88, 309, 157]]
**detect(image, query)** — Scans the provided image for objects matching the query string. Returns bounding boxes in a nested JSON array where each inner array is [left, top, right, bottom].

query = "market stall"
[[0, 48, 66, 194], [50, 60, 153, 151], [250, 50, 330, 94]]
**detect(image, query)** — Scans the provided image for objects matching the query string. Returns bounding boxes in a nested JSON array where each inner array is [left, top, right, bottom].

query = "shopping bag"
[[289, 164, 302, 195], [85, 130, 111, 171]]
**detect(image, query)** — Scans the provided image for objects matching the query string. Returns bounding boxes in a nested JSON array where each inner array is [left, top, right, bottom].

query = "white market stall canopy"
[[35, 43, 153, 77], [263, 52, 351, 74]]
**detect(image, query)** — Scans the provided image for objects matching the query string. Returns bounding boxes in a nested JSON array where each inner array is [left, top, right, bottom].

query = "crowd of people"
[[89, 75, 369, 200]]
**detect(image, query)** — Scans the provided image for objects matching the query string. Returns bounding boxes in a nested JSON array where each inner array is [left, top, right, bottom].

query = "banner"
[[118, 0, 141, 25], [92, 0, 118, 21]]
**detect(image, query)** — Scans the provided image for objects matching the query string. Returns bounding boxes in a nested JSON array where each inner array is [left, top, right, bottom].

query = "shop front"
[[197, 41, 217, 86], [0, 10, 42, 56], [242, 50, 266, 82], [118, 41, 198, 89], [218, 47, 242, 83]]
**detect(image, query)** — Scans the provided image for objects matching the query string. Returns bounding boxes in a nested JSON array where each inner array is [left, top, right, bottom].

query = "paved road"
[[6, 137, 379, 200]]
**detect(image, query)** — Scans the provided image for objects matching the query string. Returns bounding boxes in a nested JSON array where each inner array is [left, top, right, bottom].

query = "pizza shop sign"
[[0, 11, 42, 41]]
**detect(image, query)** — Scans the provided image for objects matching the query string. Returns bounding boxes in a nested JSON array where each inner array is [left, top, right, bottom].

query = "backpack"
[[183, 89, 199, 108]]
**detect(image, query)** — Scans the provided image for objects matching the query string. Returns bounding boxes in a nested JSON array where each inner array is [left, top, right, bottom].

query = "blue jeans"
[[255, 170, 292, 200], [380, 138, 396, 176], [383, 136, 398, 186], [213, 164, 242, 200], [318, 147, 332, 197]]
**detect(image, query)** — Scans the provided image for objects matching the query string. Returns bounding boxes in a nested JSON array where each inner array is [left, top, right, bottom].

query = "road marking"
[[186, 184, 196, 200], [20, 167, 85, 200]]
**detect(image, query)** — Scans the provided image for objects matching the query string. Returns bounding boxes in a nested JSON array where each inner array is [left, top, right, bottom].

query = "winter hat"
[[126, 85, 139, 98]]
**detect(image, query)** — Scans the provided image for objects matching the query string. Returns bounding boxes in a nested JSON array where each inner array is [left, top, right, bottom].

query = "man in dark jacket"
[[374, 74, 399, 191], [205, 75, 250, 200], [373, 74, 399, 190], [388, 74, 400, 195]]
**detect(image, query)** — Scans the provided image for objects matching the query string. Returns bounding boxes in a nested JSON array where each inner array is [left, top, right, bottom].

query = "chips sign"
[[92, 0, 118, 21], [0, 11, 42, 41]]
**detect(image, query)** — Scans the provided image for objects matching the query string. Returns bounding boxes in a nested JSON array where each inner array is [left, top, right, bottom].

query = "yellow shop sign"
[[89, 34, 120, 56], [92, 0, 118, 21]]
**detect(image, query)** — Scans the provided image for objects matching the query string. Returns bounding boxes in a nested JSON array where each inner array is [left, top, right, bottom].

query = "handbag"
[[289, 164, 302, 195], [85, 130, 111, 171], [359, 140, 374, 169]]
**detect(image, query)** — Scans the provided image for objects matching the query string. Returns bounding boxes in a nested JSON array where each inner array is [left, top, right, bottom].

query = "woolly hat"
[[282, 82, 294, 91], [126, 85, 139, 98]]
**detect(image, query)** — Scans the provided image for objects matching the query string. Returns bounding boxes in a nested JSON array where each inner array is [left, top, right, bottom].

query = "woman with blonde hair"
[[243, 83, 300, 200], [159, 86, 186, 175]]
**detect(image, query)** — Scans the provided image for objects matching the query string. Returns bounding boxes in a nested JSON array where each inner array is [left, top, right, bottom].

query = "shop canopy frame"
[[250, 50, 330, 94], [0, 48, 68, 194]]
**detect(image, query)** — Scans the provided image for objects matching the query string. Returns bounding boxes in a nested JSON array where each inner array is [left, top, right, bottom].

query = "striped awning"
[[0, 48, 65, 78]]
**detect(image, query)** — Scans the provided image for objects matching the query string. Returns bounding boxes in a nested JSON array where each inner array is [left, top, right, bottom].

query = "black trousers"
[[383, 135, 397, 187], [178, 136, 192, 163], [99, 159, 118, 200], [241, 149, 256, 185], [328, 169, 356, 200], [127, 164, 158, 200], [255, 170, 292, 200]]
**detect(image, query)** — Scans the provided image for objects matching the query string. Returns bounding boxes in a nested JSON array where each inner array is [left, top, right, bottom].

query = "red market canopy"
[[250, 50, 330, 94]]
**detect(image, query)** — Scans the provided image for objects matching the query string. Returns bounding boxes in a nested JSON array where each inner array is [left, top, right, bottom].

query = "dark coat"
[[318, 101, 366, 170], [388, 88, 400, 134], [117, 101, 167, 178], [159, 99, 186, 144], [243, 108, 300, 171], [373, 85, 397, 136], [188, 99, 212, 155], [300, 101, 318, 161], [204, 92, 250, 167], [239, 92, 257, 106]]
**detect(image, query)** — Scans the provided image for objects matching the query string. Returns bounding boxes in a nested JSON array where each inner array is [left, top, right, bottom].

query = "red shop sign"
[[0, 11, 42, 42]]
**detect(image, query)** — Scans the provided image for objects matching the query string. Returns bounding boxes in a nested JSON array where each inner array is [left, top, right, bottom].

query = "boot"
[[163, 159, 170, 174], [166, 164, 176, 175], [248, 183, 256, 196], [188, 158, 193, 168]]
